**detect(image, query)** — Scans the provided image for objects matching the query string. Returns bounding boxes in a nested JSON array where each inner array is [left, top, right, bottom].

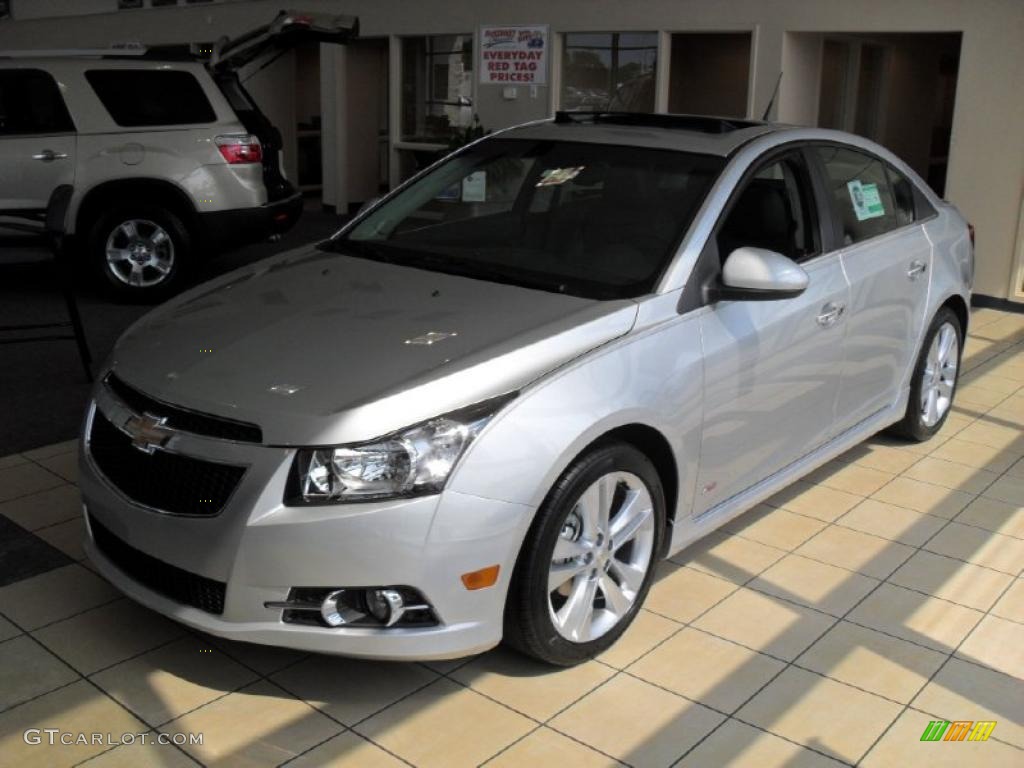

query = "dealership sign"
[[479, 25, 548, 85]]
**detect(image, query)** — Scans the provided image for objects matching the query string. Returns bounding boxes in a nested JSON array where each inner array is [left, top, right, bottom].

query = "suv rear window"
[[0, 68, 75, 135], [85, 69, 216, 127]]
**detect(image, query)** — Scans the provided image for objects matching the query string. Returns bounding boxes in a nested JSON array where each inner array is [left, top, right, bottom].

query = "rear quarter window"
[[85, 69, 216, 127]]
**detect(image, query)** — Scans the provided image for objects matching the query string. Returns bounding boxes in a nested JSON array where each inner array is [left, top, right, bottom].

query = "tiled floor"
[[0, 308, 1022, 767]]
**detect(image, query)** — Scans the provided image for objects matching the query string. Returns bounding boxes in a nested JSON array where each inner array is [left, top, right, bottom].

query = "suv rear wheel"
[[88, 204, 191, 302]]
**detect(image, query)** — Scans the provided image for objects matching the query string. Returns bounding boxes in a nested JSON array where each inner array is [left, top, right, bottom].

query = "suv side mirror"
[[713, 247, 809, 302]]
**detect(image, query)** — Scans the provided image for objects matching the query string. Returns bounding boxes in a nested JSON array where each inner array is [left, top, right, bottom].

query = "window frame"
[[84, 68, 217, 128], [0, 67, 76, 137], [399, 34, 475, 144], [560, 31, 659, 113]]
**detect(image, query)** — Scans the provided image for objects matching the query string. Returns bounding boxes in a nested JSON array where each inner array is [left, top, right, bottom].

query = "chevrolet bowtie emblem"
[[123, 413, 172, 454]]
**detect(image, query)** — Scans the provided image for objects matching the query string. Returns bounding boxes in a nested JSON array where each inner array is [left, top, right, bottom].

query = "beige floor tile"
[[903, 456, 1000, 495], [991, 578, 1024, 623], [836, 499, 946, 546], [931, 437, 1023, 473], [595, 609, 679, 669], [692, 588, 835, 661], [0, 614, 20, 642], [419, 656, 474, 675], [287, 731, 408, 768], [0, 484, 81, 530], [838, 442, 921, 474], [0, 453, 29, 470], [888, 550, 1014, 611], [646, 563, 737, 623], [956, 615, 1024, 678], [802, 463, 894, 498], [956, 421, 1024, 452], [961, 371, 1022, 395], [0, 679, 146, 767], [33, 599, 183, 675], [955, 496, 1024, 538], [452, 647, 614, 721], [91, 635, 259, 725], [0, 564, 118, 630], [795, 525, 914, 580], [629, 627, 785, 714], [984, 475, 1024, 507], [968, 308, 1005, 328], [486, 726, 619, 767], [956, 384, 1012, 409], [35, 516, 85, 561], [35, 452, 78, 484], [356, 677, 533, 768], [748, 554, 879, 617], [847, 583, 983, 652], [872, 477, 974, 519], [912, 657, 1024, 748], [200, 634, 309, 676], [863, 709, 1021, 767], [678, 717, 844, 767], [767, 480, 865, 522], [551, 674, 724, 768], [0, 635, 78, 711], [0, 461, 66, 503], [164, 679, 342, 767], [1007, 456, 1024, 478], [724, 506, 827, 551], [79, 734, 200, 767], [672, 530, 785, 584], [924, 521, 1024, 574], [272, 654, 439, 725], [22, 440, 78, 460], [737, 666, 902, 763], [796, 621, 946, 704]]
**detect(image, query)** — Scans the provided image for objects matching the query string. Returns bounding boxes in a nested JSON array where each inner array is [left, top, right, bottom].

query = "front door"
[[694, 149, 850, 516]]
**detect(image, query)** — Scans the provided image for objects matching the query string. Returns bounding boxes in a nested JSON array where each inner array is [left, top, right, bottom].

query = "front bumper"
[[79, 393, 534, 661]]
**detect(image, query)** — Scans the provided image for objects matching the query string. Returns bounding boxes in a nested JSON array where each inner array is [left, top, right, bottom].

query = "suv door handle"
[[816, 302, 845, 327], [32, 149, 69, 163], [907, 260, 927, 279]]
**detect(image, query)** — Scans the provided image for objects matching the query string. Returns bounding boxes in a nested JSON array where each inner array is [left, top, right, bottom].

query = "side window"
[[0, 69, 75, 136], [717, 153, 820, 263], [85, 70, 216, 127], [886, 164, 916, 227], [815, 146, 899, 245]]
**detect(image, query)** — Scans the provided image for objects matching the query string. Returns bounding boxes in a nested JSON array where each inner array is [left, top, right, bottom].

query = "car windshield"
[[327, 138, 724, 299]]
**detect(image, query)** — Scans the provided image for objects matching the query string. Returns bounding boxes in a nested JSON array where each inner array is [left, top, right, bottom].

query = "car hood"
[[110, 246, 638, 445]]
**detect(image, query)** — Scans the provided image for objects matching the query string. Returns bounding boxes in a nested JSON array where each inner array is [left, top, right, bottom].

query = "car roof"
[[501, 112, 783, 157]]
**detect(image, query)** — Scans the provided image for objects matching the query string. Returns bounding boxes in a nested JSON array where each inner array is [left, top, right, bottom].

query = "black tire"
[[88, 203, 191, 303], [888, 306, 963, 441], [504, 442, 666, 666]]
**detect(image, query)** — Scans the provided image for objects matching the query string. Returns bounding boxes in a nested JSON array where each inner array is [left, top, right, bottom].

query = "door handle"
[[32, 149, 69, 163], [816, 302, 845, 327], [907, 260, 927, 279]]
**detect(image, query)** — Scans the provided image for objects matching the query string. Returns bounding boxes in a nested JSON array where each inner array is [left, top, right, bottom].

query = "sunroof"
[[553, 111, 762, 134]]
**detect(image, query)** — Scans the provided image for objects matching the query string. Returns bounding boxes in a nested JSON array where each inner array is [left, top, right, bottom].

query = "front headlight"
[[286, 393, 516, 504]]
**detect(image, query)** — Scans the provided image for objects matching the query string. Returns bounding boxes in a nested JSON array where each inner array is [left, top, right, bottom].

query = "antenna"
[[761, 71, 783, 121]]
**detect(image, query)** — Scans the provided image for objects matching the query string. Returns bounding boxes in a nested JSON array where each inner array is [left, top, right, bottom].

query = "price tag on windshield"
[[536, 166, 585, 187]]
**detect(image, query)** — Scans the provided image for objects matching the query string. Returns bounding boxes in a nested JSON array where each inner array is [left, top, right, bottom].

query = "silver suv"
[[0, 11, 355, 301], [79, 113, 973, 665]]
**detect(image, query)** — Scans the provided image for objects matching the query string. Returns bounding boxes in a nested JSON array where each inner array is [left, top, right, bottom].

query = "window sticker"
[[847, 179, 885, 221], [536, 166, 585, 187], [461, 171, 487, 202]]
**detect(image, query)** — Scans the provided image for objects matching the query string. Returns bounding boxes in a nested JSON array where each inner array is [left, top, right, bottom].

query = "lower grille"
[[89, 409, 245, 517], [88, 513, 226, 615]]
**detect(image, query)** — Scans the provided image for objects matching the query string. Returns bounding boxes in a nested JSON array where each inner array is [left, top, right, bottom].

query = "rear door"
[[813, 145, 932, 430], [0, 68, 76, 216]]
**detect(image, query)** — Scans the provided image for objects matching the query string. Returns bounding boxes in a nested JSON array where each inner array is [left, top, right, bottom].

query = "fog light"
[[366, 588, 405, 627]]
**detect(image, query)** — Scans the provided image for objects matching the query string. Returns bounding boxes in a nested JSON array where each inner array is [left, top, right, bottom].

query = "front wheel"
[[504, 443, 665, 666], [889, 306, 963, 441]]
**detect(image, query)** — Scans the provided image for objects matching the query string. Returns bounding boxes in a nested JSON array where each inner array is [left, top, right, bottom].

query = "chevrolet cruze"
[[79, 112, 972, 665]]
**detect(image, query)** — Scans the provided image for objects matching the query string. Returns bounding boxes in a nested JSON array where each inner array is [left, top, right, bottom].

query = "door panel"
[[0, 135, 76, 212], [695, 254, 849, 515]]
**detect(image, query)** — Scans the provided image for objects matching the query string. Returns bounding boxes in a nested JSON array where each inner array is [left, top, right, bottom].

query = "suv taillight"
[[215, 134, 262, 164]]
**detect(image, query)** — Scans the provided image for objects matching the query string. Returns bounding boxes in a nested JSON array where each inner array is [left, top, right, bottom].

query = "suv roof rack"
[[553, 111, 764, 134], [0, 42, 148, 59]]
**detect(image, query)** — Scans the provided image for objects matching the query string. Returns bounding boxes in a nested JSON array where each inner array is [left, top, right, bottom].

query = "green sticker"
[[847, 180, 885, 221]]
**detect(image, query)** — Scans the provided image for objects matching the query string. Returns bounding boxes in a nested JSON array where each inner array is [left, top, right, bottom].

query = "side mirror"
[[714, 247, 809, 301]]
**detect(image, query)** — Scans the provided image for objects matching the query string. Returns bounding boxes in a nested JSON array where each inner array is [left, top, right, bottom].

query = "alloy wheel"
[[920, 321, 959, 427], [548, 471, 656, 642], [105, 219, 175, 288]]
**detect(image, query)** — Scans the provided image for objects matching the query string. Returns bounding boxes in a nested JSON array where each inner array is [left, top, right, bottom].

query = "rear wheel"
[[504, 443, 665, 666], [889, 306, 962, 441]]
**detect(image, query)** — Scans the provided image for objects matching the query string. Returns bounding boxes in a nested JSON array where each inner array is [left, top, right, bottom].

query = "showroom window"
[[0, 69, 75, 135], [85, 70, 217, 127], [561, 32, 658, 112], [401, 34, 474, 143]]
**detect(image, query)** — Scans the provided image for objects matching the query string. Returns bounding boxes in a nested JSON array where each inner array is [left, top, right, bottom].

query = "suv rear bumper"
[[198, 191, 303, 253]]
